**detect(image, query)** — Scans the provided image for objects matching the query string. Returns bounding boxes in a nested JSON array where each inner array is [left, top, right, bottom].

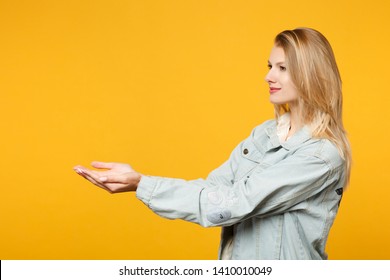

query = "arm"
[[74, 135, 343, 228], [136, 150, 341, 227]]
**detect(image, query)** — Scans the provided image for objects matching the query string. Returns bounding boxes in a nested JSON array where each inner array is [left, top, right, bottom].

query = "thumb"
[[92, 161, 115, 170]]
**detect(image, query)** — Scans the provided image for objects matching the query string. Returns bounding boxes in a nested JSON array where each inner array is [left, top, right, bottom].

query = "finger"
[[74, 167, 91, 179], [99, 172, 135, 184], [74, 167, 105, 185], [76, 166, 96, 176], [102, 183, 129, 193], [83, 174, 119, 194], [75, 168, 98, 183], [74, 166, 114, 193], [78, 171, 113, 193], [74, 165, 95, 174], [74, 165, 87, 173], [74, 166, 109, 179], [91, 161, 115, 170]]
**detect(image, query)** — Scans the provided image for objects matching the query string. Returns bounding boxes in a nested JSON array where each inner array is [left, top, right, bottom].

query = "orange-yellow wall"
[[1, 0, 389, 259]]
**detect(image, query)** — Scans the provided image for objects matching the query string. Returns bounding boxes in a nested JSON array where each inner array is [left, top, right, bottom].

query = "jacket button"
[[243, 148, 249, 155]]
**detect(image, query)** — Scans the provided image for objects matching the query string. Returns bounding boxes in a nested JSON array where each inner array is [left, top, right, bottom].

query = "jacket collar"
[[265, 122, 312, 151]]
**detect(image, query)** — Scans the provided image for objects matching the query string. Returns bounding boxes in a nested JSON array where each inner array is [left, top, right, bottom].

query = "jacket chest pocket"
[[234, 141, 263, 180]]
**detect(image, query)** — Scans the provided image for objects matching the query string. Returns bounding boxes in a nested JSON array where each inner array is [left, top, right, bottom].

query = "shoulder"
[[298, 138, 345, 170], [255, 119, 276, 130]]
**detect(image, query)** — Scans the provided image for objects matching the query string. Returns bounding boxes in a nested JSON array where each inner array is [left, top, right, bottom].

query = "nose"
[[265, 69, 275, 84]]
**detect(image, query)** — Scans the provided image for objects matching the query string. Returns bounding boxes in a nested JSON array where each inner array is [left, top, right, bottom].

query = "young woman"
[[74, 27, 351, 260]]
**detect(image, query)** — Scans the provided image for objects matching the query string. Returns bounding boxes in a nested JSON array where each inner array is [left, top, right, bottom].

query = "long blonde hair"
[[274, 27, 351, 186]]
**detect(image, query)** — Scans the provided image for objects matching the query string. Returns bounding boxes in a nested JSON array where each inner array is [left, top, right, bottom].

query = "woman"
[[74, 27, 351, 260]]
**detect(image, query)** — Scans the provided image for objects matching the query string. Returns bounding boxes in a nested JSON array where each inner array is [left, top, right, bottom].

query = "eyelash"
[[267, 65, 287, 71]]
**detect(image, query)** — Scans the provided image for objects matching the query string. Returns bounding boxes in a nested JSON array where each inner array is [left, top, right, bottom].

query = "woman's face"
[[265, 46, 299, 106]]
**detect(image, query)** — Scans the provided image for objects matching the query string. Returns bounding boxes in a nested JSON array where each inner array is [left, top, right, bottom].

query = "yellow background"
[[1, 0, 389, 260]]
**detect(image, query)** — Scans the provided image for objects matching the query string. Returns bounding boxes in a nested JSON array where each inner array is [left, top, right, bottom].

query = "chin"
[[269, 99, 286, 105]]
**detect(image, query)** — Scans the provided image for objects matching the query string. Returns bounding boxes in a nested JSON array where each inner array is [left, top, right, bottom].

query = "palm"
[[74, 161, 141, 193]]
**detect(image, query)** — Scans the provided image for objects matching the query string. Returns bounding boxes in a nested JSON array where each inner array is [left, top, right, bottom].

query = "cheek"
[[282, 78, 296, 93], [278, 74, 289, 85], [283, 84, 299, 100], [290, 88, 300, 101]]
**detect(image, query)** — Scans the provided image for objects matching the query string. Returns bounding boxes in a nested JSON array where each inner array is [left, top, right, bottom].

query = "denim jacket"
[[136, 119, 346, 259]]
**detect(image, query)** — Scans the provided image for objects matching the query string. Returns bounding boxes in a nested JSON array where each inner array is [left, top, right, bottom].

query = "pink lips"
[[269, 87, 281, 94]]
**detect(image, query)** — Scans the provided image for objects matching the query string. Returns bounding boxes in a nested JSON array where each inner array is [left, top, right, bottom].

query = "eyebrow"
[[267, 61, 285, 65]]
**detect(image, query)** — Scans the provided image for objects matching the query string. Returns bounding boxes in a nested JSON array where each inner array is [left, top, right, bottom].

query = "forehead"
[[268, 46, 285, 63]]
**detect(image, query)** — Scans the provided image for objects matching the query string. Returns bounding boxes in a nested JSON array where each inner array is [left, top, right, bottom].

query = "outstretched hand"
[[73, 161, 142, 193]]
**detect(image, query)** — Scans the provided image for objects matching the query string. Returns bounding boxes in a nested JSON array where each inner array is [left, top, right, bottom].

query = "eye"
[[267, 64, 272, 69], [280, 65, 287, 71]]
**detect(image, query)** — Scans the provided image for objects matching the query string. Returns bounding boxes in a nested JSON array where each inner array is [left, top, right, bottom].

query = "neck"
[[287, 106, 300, 138]]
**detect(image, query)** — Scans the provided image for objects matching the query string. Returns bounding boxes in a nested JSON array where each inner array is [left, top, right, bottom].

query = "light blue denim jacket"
[[136, 119, 346, 259]]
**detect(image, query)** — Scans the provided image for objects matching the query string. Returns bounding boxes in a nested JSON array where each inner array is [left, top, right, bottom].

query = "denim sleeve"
[[135, 139, 244, 225], [136, 140, 343, 228]]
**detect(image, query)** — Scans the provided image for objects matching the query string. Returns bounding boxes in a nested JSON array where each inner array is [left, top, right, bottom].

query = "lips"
[[269, 87, 281, 94]]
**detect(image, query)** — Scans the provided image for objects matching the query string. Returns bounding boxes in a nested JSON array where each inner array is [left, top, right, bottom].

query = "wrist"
[[135, 173, 143, 189]]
